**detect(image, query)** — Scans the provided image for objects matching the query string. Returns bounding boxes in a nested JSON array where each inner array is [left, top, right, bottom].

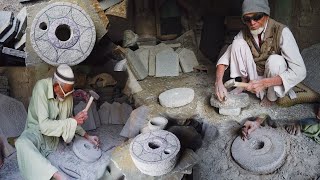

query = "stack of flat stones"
[[0, 76, 9, 96], [0, 8, 27, 50], [210, 93, 250, 116]]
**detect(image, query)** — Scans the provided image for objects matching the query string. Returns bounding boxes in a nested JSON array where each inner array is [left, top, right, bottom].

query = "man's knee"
[[266, 55, 287, 70], [16, 131, 40, 150]]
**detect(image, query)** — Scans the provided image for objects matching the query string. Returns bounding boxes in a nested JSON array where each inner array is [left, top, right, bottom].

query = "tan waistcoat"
[[243, 18, 286, 76]]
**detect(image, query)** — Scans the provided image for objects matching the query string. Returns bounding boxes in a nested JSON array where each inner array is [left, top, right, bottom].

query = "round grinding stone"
[[30, 2, 96, 66], [72, 136, 101, 163], [130, 130, 181, 176], [231, 127, 287, 174]]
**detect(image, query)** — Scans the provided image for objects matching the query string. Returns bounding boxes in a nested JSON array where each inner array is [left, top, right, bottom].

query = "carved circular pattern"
[[30, 2, 96, 66]]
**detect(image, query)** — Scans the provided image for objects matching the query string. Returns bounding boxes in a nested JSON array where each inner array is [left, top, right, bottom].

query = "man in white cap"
[[16, 64, 99, 180], [214, 0, 306, 107]]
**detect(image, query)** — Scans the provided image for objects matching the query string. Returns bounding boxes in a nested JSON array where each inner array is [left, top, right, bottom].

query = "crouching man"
[[16, 64, 99, 180]]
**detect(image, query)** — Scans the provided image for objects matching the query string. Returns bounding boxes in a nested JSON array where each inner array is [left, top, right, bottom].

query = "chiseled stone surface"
[[155, 49, 179, 77], [73, 101, 97, 131], [126, 48, 148, 80], [231, 127, 287, 174], [14, 7, 27, 40], [72, 136, 102, 163], [30, 2, 96, 66], [159, 88, 194, 108], [210, 93, 250, 109], [0, 93, 27, 138], [14, 33, 26, 50], [130, 130, 181, 176], [148, 43, 173, 76], [0, 18, 20, 45], [135, 48, 149, 71], [176, 48, 199, 73]]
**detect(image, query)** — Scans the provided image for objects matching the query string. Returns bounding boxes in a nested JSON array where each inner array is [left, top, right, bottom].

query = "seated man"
[[16, 64, 99, 180], [214, 0, 306, 106]]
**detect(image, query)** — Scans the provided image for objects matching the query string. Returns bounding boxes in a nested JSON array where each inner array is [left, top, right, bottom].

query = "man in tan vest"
[[214, 0, 306, 108]]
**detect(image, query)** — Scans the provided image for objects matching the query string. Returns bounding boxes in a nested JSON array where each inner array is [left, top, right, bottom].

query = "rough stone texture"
[[159, 88, 194, 108], [0, 93, 27, 138], [135, 48, 149, 71], [109, 102, 132, 125], [231, 127, 287, 174], [126, 48, 148, 80], [0, 11, 13, 37], [120, 105, 149, 138], [98, 101, 111, 125], [129, 130, 181, 176], [176, 48, 199, 73], [148, 117, 168, 131], [155, 49, 179, 77], [219, 107, 241, 116], [302, 43, 320, 94], [14, 7, 27, 40], [2, 47, 26, 59], [210, 93, 250, 109], [148, 43, 174, 76], [72, 135, 102, 163], [0, 18, 20, 45], [30, 2, 96, 66], [0, 135, 15, 158]]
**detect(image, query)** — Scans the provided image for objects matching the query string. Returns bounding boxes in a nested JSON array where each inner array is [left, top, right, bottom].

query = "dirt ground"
[[1, 0, 320, 179]]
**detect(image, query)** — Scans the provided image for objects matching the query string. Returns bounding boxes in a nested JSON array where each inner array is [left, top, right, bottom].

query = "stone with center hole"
[[130, 130, 180, 176], [231, 127, 287, 174]]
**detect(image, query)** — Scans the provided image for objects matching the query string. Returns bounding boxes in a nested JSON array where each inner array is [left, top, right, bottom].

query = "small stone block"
[[177, 48, 199, 73], [155, 49, 179, 77], [0, 11, 13, 37], [219, 108, 241, 116]]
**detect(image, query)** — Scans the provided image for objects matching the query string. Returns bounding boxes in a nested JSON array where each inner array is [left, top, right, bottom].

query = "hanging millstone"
[[130, 130, 180, 176], [30, 2, 96, 66], [72, 136, 101, 163], [231, 127, 287, 174]]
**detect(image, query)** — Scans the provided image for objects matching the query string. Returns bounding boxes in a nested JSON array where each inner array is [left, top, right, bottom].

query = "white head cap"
[[54, 64, 74, 85]]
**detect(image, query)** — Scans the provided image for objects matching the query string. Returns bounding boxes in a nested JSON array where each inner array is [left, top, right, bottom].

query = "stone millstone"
[[130, 130, 181, 176], [72, 136, 102, 163], [30, 2, 96, 66], [159, 88, 194, 108], [210, 93, 249, 109], [231, 127, 287, 174]]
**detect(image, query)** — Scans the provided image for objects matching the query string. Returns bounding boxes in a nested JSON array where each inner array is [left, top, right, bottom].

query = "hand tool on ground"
[[83, 90, 100, 112], [224, 79, 249, 89]]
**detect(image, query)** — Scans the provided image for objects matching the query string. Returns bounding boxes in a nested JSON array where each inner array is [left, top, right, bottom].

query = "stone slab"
[[231, 127, 286, 174], [177, 48, 199, 73], [109, 102, 132, 125], [219, 107, 241, 116], [148, 43, 174, 76], [14, 33, 26, 50], [155, 49, 179, 77], [126, 49, 148, 80], [73, 101, 97, 131], [159, 88, 194, 108], [302, 43, 320, 94], [98, 0, 122, 11], [30, 2, 96, 66], [135, 48, 149, 71], [15, 7, 27, 40], [129, 130, 181, 176], [0, 11, 13, 38], [2, 47, 26, 59], [210, 93, 250, 109], [0, 18, 20, 45], [120, 105, 149, 138], [98, 101, 112, 125], [0, 93, 27, 138]]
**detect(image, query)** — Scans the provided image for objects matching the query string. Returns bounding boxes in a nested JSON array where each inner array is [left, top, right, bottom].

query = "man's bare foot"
[[260, 97, 274, 107], [53, 172, 68, 180], [285, 123, 301, 135], [230, 87, 245, 94]]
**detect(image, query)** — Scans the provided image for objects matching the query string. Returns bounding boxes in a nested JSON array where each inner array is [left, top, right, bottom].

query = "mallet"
[[83, 90, 100, 112], [224, 79, 249, 89]]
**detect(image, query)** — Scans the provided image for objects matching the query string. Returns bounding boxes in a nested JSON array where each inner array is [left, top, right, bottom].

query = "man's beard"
[[56, 96, 64, 102], [250, 27, 264, 35]]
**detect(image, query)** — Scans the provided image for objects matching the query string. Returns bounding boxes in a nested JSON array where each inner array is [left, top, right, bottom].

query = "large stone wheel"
[[231, 127, 287, 174], [30, 2, 96, 66]]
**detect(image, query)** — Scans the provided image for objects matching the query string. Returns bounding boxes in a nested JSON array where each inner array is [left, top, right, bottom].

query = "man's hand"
[[74, 111, 88, 125], [241, 120, 261, 140], [246, 79, 267, 94], [215, 81, 228, 102], [84, 133, 100, 147]]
